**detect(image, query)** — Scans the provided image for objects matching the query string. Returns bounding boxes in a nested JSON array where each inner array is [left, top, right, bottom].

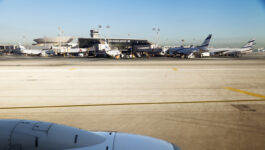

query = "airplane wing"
[[177, 48, 197, 55], [212, 50, 229, 55], [66, 133, 178, 150], [65, 145, 109, 150], [208, 49, 229, 55], [222, 50, 240, 55]]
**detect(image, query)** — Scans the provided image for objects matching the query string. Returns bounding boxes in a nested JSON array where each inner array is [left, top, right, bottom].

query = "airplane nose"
[[113, 133, 180, 150]]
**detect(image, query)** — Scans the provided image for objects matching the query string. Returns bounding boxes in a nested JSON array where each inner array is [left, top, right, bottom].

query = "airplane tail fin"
[[197, 34, 212, 50], [18, 43, 26, 50], [242, 40, 256, 49]]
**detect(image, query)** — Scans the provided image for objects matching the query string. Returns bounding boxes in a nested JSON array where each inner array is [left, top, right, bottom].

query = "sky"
[[0, 0, 265, 48]]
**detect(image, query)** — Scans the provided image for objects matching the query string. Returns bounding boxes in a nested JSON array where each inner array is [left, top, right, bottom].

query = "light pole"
[[181, 39, 185, 47], [106, 25, 110, 43], [152, 27, 160, 48], [98, 25, 102, 38], [58, 27, 64, 55], [97, 25, 111, 41], [22, 35, 26, 46], [44, 36, 47, 49]]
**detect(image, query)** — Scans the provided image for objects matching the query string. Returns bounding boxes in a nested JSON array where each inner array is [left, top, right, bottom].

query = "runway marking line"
[[69, 68, 77, 71], [172, 68, 178, 71], [1, 99, 265, 110], [224, 87, 265, 99]]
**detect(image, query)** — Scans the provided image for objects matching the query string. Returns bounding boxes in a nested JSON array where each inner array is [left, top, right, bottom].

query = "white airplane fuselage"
[[208, 40, 255, 56], [20, 49, 42, 55], [18, 44, 42, 55]]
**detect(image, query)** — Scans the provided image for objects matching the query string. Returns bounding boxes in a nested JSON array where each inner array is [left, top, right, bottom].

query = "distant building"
[[253, 48, 265, 52], [0, 45, 17, 53], [33, 36, 73, 46], [78, 30, 151, 51], [32, 30, 152, 52]]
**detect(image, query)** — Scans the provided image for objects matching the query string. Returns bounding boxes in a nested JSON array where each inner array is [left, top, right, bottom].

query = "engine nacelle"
[[0, 120, 180, 150]]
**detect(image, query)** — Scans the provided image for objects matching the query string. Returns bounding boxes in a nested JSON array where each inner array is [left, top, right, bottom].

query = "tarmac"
[[0, 54, 265, 150]]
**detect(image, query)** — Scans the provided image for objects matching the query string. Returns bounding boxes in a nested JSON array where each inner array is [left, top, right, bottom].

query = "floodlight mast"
[[181, 39, 185, 47], [157, 28, 160, 47], [98, 25, 102, 38], [58, 26, 64, 49], [44, 35, 47, 48], [22, 35, 26, 45], [97, 25, 111, 41], [106, 25, 111, 42], [152, 27, 160, 48]]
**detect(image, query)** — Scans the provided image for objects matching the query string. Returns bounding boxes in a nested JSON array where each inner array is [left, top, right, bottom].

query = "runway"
[[0, 56, 265, 150]]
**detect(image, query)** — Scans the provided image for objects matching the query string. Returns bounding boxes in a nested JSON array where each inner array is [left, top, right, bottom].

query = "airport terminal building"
[[78, 38, 151, 50], [33, 36, 73, 47], [78, 30, 151, 51], [32, 30, 153, 53], [0, 29, 158, 56]]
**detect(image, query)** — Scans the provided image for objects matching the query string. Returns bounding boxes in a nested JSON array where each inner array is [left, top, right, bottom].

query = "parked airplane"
[[58, 47, 87, 54], [168, 34, 212, 58], [99, 40, 122, 59], [208, 40, 256, 57], [18, 43, 42, 56], [52, 44, 87, 55], [0, 119, 179, 150]]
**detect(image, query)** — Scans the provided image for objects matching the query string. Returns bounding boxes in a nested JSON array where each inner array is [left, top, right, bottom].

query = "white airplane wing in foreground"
[[67, 133, 177, 150], [0, 119, 180, 150]]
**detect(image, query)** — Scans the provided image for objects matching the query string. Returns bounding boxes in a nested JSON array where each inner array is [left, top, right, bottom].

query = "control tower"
[[90, 30, 100, 38]]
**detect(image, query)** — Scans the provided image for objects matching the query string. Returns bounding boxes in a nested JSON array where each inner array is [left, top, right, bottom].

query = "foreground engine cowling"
[[0, 120, 180, 150]]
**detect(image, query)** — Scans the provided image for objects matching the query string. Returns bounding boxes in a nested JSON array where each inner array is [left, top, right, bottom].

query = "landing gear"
[[180, 54, 185, 59]]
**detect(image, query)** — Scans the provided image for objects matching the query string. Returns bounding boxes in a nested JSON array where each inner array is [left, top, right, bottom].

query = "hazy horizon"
[[0, 0, 265, 48]]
